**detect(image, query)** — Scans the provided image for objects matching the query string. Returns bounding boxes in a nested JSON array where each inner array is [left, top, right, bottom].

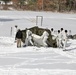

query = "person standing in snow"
[[62, 30, 68, 50], [16, 29, 23, 48], [51, 28, 57, 40], [60, 28, 64, 38], [60, 28, 64, 47], [41, 31, 49, 47], [25, 30, 33, 46], [56, 30, 62, 48]]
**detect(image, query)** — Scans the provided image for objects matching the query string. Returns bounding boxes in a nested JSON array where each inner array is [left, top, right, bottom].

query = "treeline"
[[0, 0, 76, 12], [42, 0, 76, 12]]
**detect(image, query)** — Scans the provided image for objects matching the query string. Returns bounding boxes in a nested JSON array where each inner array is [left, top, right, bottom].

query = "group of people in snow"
[[14, 26, 68, 50], [51, 28, 68, 50], [15, 29, 49, 48]]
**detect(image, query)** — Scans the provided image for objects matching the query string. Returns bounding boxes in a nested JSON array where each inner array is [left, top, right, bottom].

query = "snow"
[[0, 11, 76, 75], [0, 10, 76, 36]]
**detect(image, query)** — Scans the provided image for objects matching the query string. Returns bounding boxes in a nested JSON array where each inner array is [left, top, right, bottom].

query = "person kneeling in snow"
[[16, 29, 23, 48]]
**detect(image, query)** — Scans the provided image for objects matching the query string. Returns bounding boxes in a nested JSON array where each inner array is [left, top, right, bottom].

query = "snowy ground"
[[0, 11, 76, 75], [0, 10, 76, 36], [0, 37, 76, 75]]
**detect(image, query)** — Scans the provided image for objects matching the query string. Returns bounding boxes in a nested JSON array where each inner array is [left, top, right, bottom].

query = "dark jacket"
[[16, 30, 23, 39]]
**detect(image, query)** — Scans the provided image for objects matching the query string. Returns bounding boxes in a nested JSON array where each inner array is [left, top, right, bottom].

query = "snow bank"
[[0, 68, 76, 75]]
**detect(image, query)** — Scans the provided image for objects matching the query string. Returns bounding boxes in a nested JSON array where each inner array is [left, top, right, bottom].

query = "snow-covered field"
[[0, 10, 76, 36], [0, 10, 76, 75]]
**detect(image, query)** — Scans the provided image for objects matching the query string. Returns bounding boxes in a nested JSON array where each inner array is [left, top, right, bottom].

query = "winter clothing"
[[62, 31, 68, 50], [16, 29, 23, 48], [51, 29, 57, 40], [16, 30, 23, 39], [25, 30, 33, 46], [56, 30, 62, 48], [60, 30, 65, 41]]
